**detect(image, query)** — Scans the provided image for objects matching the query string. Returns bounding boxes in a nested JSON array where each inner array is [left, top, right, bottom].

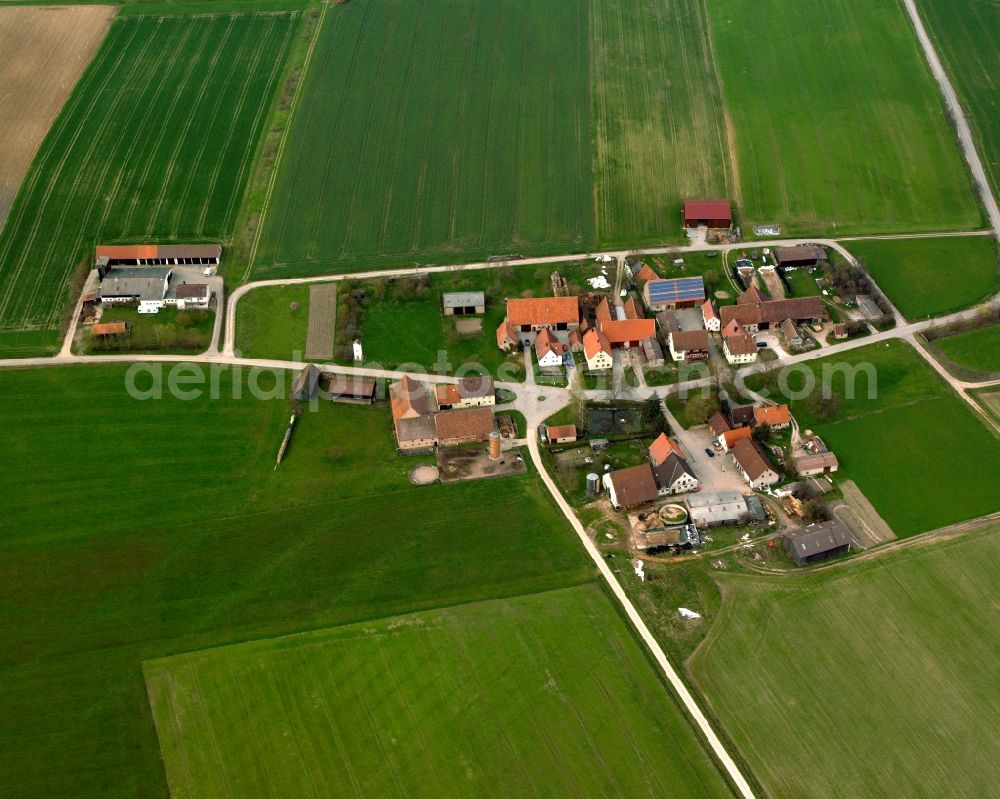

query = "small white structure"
[[353, 339, 363, 361], [633, 559, 646, 582], [678, 607, 701, 620]]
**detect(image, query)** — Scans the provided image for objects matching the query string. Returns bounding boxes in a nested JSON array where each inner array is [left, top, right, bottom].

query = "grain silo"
[[586, 473, 600, 498], [488, 430, 502, 460]]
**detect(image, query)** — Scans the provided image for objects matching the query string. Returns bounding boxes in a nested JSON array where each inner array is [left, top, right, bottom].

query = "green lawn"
[[590, 0, 732, 246], [933, 323, 1000, 376], [781, 267, 822, 297], [146, 584, 732, 799], [690, 525, 1000, 798], [0, 364, 593, 797], [0, 13, 298, 356], [917, 0, 1000, 204], [746, 339, 1000, 535], [234, 283, 312, 360], [254, 0, 594, 276], [707, 0, 980, 235], [847, 236, 1000, 319]]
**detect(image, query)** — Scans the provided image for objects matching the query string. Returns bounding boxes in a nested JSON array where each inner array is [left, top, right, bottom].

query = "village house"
[[643, 276, 706, 311], [583, 328, 613, 370], [727, 403, 757, 428], [631, 262, 660, 286], [500, 296, 579, 348], [442, 291, 485, 316], [720, 295, 827, 334], [435, 376, 495, 410], [648, 433, 682, 466], [545, 424, 578, 444], [603, 463, 659, 509], [783, 520, 852, 566], [595, 297, 613, 323], [168, 282, 210, 310], [652, 452, 699, 496], [722, 329, 758, 365], [534, 328, 566, 369], [496, 320, 519, 352], [717, 426, 752, 453], [754, 404, 791, 430], [702, 300, 720, 331], [667, 329, 710, 362], [683, 199, 732, 229], [708, 412, 731, 438], [730, 438, 780, 489]]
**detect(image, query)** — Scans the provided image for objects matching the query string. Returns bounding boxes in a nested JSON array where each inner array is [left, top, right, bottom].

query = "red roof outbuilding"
[[683, 199, 732, 228]]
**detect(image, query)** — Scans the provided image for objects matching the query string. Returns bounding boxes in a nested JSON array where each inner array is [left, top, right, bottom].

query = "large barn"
[[95, 244, 221, 266], [683, 199, 732, 229], [643, 276, 706, 310]]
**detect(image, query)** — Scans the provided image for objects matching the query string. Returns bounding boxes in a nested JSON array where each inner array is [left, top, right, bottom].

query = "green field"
[[0, 364, 593, 797], [0, 13, 297, 357], [933, 323, 1000, 376], [707, 0, 980, 235], [254, 0, 594, 276], [847, 236, 1000, 319], [690, 525, 1000, 798], [234, 283, 313, 360], [590, 0, 732, 245], [747, 340, 1000, 535], [147, 584, 732, 798], [917, 0, 1000, 203]]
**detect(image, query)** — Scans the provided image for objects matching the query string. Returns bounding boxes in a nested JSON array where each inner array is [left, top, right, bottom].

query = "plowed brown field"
[[0, 5, 114, 229]]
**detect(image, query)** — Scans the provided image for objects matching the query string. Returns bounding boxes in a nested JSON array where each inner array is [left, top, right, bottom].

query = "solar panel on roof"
[[646, 277, 705, 302]]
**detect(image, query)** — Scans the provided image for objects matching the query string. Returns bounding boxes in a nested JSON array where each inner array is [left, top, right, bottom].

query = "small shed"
[[783, 521, 852, 566], [91, 321, 130, 337], [546, 424, 577, 444], [291, 363, 322, 401], [326, 375, 376, 405], [443, 291, 485, 316]]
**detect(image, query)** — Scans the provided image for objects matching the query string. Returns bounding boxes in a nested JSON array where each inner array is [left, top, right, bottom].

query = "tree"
[[642, 393, 663, 426], [801, 497, 831, 523], [569, 369, 588, 428], [683, 394, 720, 427], [753, 422, 772, 444]]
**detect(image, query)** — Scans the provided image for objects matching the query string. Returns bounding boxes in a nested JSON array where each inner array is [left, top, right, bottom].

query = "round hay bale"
[[409, 465, 440, 485], [714, 290, 730, 300], [289, 301, 300, 312]]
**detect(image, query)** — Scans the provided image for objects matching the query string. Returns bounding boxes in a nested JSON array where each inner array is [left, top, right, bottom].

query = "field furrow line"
[[142, 17, 237, 236], [116, 18, 207, 234], [0, 19, 144, 324], [211, 14, 298, 238], [173, 16, 265, 236], [9, 17, 170, 328]]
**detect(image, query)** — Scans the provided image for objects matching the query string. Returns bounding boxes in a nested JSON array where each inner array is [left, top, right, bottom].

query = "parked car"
[[756, 341, 768, 348], [704, 448, 715, 458]]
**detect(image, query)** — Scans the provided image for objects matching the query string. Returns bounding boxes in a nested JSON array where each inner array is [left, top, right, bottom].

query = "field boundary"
[[304, 282, 336, 359]]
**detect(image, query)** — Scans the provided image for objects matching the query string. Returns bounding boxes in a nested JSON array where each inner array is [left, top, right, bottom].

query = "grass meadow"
[[234, 283, 313, 360], [254, 0, 594, 277], [932, 323, 1000, 376], [706, 0, 981, 235], [0, 364, 593, 797], [590, 0, 733, 246], [690, 525, 1000, 798], [746, 339, 1000, 535], [847, 235, 1000, 319], [0, 13, 297, 357], [917, 0, 1000, 203], [146, 584, 733, 799]]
